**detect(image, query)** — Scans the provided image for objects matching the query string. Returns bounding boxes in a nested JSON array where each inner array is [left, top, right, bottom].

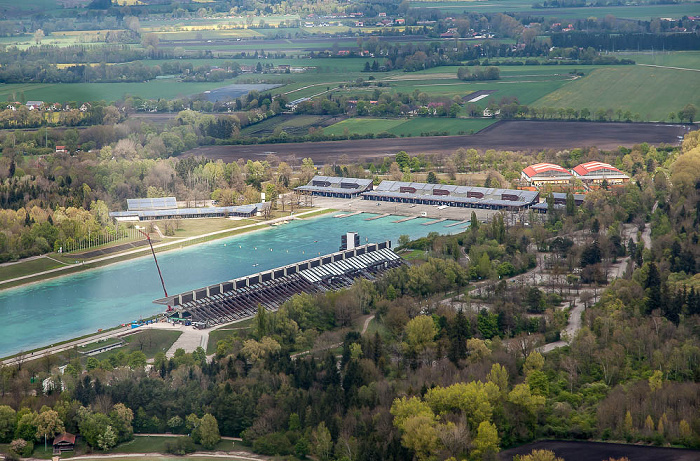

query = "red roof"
[[573, 161, 623, 176], [522, 163, 571, 179], [53, 433, 76, 445]]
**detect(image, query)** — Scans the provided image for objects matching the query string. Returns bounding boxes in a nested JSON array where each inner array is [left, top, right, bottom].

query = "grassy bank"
[[0, 208, 334, 291]]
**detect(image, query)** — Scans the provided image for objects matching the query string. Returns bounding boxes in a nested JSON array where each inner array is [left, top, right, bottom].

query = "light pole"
[[136, 225, 171, 311]]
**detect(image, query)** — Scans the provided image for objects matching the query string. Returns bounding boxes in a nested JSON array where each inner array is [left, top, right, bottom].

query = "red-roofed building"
[[53, 433, 76, 454], [521, 163, 573, 186], [572, 161, 629, 184]]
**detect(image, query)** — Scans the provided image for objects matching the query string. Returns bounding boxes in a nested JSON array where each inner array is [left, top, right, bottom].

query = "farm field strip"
[[409, 0, 699, 19], [323, 117, 496, 136]]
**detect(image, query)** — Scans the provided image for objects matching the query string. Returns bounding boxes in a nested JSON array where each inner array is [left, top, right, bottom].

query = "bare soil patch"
[[499, 440, 700, 461], [184, 121, 689, 164]]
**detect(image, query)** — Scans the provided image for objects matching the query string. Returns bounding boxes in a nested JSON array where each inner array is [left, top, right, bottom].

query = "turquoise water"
[[0, 213, 464, 357]]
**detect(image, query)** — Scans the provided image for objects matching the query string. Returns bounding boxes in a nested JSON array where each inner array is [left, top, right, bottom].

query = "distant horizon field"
[[533, 65, 700, 121], [0, 79, 249, 103], [409, 0, 699, 19]]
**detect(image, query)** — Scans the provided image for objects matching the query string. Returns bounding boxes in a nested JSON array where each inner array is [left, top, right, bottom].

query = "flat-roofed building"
[[521, 163, 573, 186], [532, 192, 585, 214], [551, 192, 585, 206], [109, 196, 262, 221], [296, 175, 373, 198], [361, 181, 539, 211], [572, 161, 630, 184]]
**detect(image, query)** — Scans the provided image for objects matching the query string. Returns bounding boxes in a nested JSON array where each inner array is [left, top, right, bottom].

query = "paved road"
[[541, 223, 649, 352], [162, 323, 209, 358]]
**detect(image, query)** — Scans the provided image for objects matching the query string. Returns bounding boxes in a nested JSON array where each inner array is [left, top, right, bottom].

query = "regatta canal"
[[0, 213, 465, 357]]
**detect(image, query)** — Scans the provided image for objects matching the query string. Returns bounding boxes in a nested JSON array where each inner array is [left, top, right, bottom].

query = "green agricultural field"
[[388, 117, 496, 136], [324, 118, 406, 136], [324, 117, 496, 136], [377, 65, 579, 104], [150, 29, 264, 40], [533, 65, 700, 121], [0, 78, 249, 103], [612, 51, 700, 70], [240, 114, 326, 136]]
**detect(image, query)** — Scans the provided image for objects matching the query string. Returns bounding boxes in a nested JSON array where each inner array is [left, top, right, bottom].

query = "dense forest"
[[0, 0, 699, 458], [0, 131, 698, 460]]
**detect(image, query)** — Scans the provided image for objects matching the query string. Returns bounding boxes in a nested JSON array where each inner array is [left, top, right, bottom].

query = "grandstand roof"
[[296, 175, 373, 195], [573, 161, 626, 177], [522, 163, 572, 179], [154, 242, 401, 327], [299, 248, 400, 284], [127, 197, 177, 211], [372, 180, 539, 204]]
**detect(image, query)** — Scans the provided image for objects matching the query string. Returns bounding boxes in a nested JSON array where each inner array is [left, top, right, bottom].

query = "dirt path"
[[361, 315, 375, 335], [638, 63, 700, 73], [541, 223, 648, 352], [60, 452, 267, 461]]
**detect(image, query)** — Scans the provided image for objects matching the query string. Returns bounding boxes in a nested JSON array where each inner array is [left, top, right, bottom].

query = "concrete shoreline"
[[0, 209, 329, 291]]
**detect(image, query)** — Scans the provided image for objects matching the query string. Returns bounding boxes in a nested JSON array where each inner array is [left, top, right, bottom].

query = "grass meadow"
[[533, 65, 700, 121]]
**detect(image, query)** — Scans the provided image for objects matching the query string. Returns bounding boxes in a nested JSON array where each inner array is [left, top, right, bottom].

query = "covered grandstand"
[[295, 175, 374, 198], [154, 241, 401, 327], [361, 181, 539, 211], [521, 163, 573, 186], [572, 162, 629, 184], [109, 197, 262, 221]]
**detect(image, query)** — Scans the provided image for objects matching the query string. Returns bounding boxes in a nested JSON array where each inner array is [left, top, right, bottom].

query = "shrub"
[[252, 432, 293, 456], [164, 436, 196, 455]]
